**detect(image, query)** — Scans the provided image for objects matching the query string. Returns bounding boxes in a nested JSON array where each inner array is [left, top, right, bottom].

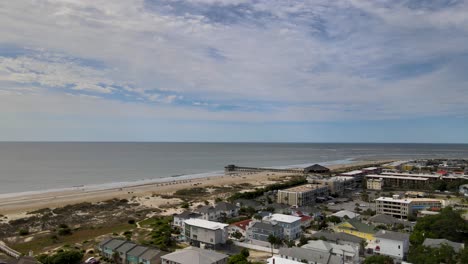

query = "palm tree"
[[267, 234, 281, 256]]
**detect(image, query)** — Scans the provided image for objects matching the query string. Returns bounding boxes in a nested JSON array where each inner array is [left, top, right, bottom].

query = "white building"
[[331, 210, 360, 220], [173, 211, 203, 228], [367, 178, 384, 190], [309, 176, 355, 196], [340, 170, 365, 182], [375, 196, 442, 219], [183, 219, 228, 250], [303, 240, 359, 264], [373, 230, 409, 260], [277, 184, 329, 207], [263, 214, 302, 240]]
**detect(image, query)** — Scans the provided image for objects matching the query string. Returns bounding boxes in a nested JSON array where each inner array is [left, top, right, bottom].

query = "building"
[[368, 214, 412, 229], [303, 164, 330, 174], [362, 167, 382, 174], [173, 211, 202, 228], [98, 239, 163, 264], [335, 219, 376, 241], [340, 170, 365, 182], [331, 210, 360, 220], [263, 214, 302, 240], [228, 219, 252, 237], [183, 219, 228, 249], [373, 230, 410, 260], [160, 247, 228, 264], [268, 247, 342, 264], [194, 202, 239, 222], [309, 176, 355, 196], [422, 238, 465, 253], [277, 184, 329, 207], [366, 174, 429, 189], [99, 238, 126, 259], [310, 231, 364, 252], [380, 172, 441, 182], [367, 178, 384, 190], [302, 240, 360, 264], [246, 221, 284, 246], [375, 196, 442, 219]]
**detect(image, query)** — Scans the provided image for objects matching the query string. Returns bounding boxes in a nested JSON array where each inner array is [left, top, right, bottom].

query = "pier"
[[224, 164, 330, 175]]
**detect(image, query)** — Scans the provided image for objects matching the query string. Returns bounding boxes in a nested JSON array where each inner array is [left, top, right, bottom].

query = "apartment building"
[[183, 219, 228, 249], [98, 239, 163, 264], [263, 214, 302, 240], [373, 230, 410, 260], [277, 184, 329, 207], [309, 176, 355, 196], [367, 178, 384, 190], [375, 196, 442, 219]]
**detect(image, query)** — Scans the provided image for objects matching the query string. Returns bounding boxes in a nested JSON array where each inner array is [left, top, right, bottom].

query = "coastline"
[[0, 159, 390, 216]]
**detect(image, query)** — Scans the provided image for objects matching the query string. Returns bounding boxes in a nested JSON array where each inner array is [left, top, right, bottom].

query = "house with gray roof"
[[194, 202, 239, 222], [368, 214, 413, 229], [246, 221, 283, 247], [139, 249, 164, 264], [127, 246, 151, 264], [161, 247, 228, 264], [115, 242, 138, 264], [99, 238, 127, 259], [173, 211, 203, 228], [311, 231, 364, 253], [373, 230, 410, 260], [98, 239, 163, 264], [423, 238, 465, 253]]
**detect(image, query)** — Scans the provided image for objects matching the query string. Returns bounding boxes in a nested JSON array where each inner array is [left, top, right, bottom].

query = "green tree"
[[37, 250, 83, 264], [363, 255, 394, 264], [267, 235, 282, 256], [227, 253, 249, 264], [327, 215, 341, 224]]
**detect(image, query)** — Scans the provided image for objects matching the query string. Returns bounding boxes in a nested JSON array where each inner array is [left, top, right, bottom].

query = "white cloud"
[[0, 0, 467, 123]]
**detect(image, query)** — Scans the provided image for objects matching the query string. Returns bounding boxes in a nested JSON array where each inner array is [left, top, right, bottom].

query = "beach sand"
[[0, 160, 390, 217]]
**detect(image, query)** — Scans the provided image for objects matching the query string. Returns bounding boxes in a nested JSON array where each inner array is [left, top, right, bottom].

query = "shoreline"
[[0, 159, 391, 216]]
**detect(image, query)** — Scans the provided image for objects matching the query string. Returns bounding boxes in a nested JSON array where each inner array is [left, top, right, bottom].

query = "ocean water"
[[0, 142, 468, 194]]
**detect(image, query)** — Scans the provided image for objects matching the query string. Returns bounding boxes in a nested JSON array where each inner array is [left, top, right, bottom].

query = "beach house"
[[183, 219, 228, 250]]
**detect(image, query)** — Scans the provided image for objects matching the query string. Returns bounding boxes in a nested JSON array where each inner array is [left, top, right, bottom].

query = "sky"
[[1, 0, 468, 143]]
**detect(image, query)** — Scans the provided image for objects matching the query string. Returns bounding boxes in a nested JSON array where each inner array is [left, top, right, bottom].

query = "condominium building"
[[340, 170, 365, 182], [367, 178, 384, 190], [277, 184, 329, 207], [366, 174, 429, 189], [309, 176, 355, 195], [375, 196, 442, 219], [183, 219, 228, 250]]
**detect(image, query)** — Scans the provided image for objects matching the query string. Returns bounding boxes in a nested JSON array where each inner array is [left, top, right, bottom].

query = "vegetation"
[[410, 207, 468, 245], [267, 235, 282, 256], [37, 250, 83, 264], [174, 187, 207, 196], [142, 216, 176, 251], [228, 176, 307, 201], [363, 255, 394, 264], [327, 215, 341, 224], [18, 228, 29, 236], [407, 244, 468, 264]]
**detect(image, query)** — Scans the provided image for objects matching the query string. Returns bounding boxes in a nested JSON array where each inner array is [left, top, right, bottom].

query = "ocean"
[[0, 142, 468, 195]]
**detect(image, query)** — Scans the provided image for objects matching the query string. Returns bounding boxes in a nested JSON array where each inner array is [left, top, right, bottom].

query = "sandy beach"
[[0, 160, 390, 216]]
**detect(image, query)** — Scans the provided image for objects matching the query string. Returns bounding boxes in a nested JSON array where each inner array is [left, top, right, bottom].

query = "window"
[[398, 245, 401, 249]]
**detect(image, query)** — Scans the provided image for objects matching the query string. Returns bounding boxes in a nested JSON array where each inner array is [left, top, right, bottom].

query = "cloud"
[[0, 0, 467, 125]]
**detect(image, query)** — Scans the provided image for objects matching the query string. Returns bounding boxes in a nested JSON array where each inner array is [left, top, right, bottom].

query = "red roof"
[[437, 170, 448, 175], [230, 219, 252, 231], [301, 215, 313, 222]]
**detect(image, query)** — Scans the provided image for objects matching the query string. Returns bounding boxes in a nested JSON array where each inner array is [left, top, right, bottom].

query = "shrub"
[[18, 228, 29, 236]]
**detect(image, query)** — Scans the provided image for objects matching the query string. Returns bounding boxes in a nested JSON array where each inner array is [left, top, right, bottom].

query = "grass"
[[11, 223, 134, 254]]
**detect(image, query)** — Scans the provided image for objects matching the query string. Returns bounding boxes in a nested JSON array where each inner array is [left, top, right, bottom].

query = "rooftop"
[[381, 172, 441, 178], [367, 174, 429, 181], [267, 213, 301, 224], [184, 219, 229, 230], [230, 219, 252, 231], [423, 238, 465, 253], [368, 214, 412, 226], [139, 249, 162, 261], [376, 197, 441, 204], [340, 170, 363, 176], [127, 246, 150, 257], [176, 211, 202, 219], [374, 230, 409, 242], [251, 221, 282, 232], [362, 167, 379, 170], [101, 239, 127, 250], [338, 219, 376, 234], [311, 231, 363, 244], [116, 242, 137, 253], [331, 210, 360, 219], [161, 247, 228, 264], [281, 184, 327, 193]]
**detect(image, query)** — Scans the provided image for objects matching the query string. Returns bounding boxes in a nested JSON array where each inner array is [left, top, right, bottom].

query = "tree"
[[408, 244, 456, 264], [363, 255, 394, 264], [37, 250, 83, 264], [327, 215, 341, 224], [267, 235, 281, 256], [227, 253, 249, 264], [410, 207, 467, 245]]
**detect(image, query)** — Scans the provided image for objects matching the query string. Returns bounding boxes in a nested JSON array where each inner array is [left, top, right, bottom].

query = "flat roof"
[[367, 174, 429, 181], [184, 219, 228, 230], [281, 184, 327, 192], [340, 170, 363, 176], [381, 172, 441, 178], [363, 167, 379, 170], [268, 213, 301, 223], [376, 197, 441, 204]]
